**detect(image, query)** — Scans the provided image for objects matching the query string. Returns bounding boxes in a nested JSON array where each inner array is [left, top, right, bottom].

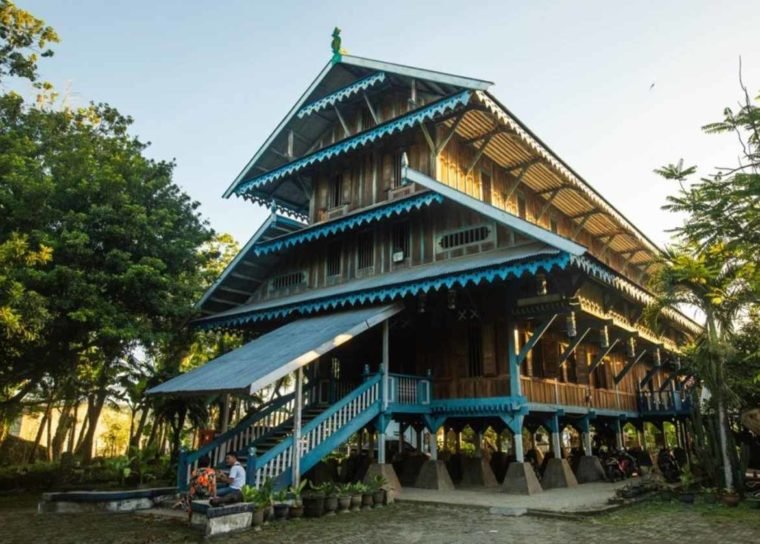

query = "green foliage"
[[0, 0, 59, 82]]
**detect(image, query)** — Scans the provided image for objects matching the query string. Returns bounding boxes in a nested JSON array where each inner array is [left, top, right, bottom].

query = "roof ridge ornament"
[[331, 27, 346, 64]]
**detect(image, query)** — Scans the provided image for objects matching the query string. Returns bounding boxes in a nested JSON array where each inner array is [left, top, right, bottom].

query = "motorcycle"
[[657, 448, 681, 483]]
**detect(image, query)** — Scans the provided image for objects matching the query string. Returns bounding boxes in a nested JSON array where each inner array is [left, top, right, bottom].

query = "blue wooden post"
[[177, 448, 188, 491], [246, 446, 257, 487], [508, 321, 521, 398]]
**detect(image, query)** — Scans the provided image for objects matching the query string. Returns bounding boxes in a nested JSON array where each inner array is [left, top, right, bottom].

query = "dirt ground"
[[1, 494, 759, 544]]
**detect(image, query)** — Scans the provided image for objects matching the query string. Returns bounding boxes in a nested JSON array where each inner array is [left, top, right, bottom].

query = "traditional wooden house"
[[149, 36, 699, 494]]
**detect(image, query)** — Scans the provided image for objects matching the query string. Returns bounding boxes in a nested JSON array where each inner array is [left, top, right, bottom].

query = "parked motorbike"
[[657, 447, 681, 483]]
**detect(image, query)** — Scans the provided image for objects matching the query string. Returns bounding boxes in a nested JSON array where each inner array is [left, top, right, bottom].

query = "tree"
[[654, 69, 760, 492], [0, 0, 58, 82], [650, 244, 757, 491], [0, 91, 214, 459]]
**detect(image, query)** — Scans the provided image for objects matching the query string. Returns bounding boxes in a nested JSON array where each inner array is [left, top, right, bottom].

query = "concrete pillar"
[[429, 430, 438, 461], [514, 429, 524, 462], [378, 432, 386, 464], [476, 432, 483, 458], [552, 431, 561, 458], [582, 431, 592, 456]]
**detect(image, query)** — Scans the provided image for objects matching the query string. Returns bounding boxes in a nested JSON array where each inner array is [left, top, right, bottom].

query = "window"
[[439, 225, 491, 250], [329, 174, 343, 209], [467, 324, 483, 377], [326, 241, 342, 277], [391, 221, 410, 258], [271, 271, 305, 291], [357, 231, 374, 269], [391, 152, 405, 189], [517, 194, 527, 219]]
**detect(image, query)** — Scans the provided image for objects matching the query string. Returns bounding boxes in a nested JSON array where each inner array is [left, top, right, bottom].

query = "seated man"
[[210, 453, 245, 506]]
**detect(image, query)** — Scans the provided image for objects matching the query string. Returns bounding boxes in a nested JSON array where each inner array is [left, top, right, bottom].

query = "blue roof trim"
[[234, 91, 473, 196], [296, 72, 387, 119], [253, 193, 444, 256], [196, 252, 571, 330]]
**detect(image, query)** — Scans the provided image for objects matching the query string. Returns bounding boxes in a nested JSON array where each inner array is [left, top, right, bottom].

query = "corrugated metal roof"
[[196, 214, 306, 316], [147, 304, 403, 396], [195, 243, 566, 328]]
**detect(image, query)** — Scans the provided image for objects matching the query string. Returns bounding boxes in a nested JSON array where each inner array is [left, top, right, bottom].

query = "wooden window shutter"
[[482, 322, 497, 377]]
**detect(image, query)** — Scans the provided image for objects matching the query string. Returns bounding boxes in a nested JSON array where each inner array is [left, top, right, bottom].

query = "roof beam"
[[230, 272, 262, 282], [420, 123, 436, 154], [465, 133, 496, 175], [558, 327, 591, 367], [505, 157, 542, 174], [587, 337, 621, 374], [503, 159, 538, 202], [639, 365, 662, 389], [535, 188, 561, 222], [614, 349, 647, 385], [218, 286, 254, 296], [363, 92, 379, 125], [462, 126, 510, 145], [435, 111, 467, 154], [333, 105, 351, 137], [516, 315, 559, 365]]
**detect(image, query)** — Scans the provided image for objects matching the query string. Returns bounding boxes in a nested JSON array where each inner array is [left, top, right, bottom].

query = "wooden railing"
[[520, 377, 638, 412]]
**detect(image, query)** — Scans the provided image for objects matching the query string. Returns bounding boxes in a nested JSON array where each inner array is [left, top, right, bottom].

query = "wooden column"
[[291, 366, 304, 486], [508, 321, 521, 398]]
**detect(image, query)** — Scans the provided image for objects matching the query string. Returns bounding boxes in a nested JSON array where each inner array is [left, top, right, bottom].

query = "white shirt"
[[228, 462, 245, 489]]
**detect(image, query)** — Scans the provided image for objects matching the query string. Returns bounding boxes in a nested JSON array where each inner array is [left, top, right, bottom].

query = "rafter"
[[363, 92, 379, 125], [535, 188, 562, 222], [435, 111, 467, 154], [333, 105, 351, 137], [465, 133, 496, 175], [462, 126, 510, 145], [559, 328, 591, 367]]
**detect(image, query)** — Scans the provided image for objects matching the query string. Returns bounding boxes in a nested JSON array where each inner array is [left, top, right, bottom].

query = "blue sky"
[[19, 0, 760, 246]]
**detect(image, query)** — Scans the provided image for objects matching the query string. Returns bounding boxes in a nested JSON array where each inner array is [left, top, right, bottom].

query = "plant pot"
[[372, 489, 385, 507], [747, 498, 760, 510], [722, 492, 741, 507], [702, 492, 718, 504], [264, 505, 274, 523], [678, 493, 695, 504], [251, 508, 265, 528], [289, 504, 304, 519], [302, 494, 326, 518], [362, 492, 374, 509], [338, 495, 352, 513], [350, 493, 362, 511], [324, 495, 339, 515], [273, 503, 290, 520]]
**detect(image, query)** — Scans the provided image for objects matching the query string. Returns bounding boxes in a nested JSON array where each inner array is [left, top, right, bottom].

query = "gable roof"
[[196, 213, 305, 316], [223, 55, 492, 200]]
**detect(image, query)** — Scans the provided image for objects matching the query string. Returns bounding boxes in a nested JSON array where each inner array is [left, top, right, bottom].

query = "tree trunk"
[[67, 403, 79, 453], [28, 402, 52, 463], [51, 402, 74, 460], [76, 390, 107, 462], [717, 396, 734, 491], [130, 407, 150, 450]]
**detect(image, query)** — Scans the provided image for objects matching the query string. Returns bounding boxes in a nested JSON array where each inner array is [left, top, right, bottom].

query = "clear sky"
[[18, 0, 760, 247]]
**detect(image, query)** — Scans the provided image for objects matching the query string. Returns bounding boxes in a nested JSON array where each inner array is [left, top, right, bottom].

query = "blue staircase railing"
[[177, 392, 298, 490], [246, 373, 382, 488]]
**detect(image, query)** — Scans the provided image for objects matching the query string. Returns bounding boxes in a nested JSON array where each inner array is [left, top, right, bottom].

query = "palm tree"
[[650, 243, 758, 492]]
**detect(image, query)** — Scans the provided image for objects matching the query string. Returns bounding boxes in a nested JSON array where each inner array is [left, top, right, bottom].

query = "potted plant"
[[288, 480, 307, 519], [273, 490, 291, 520], [357, 482, 374, 509], [701, 486, 718, 504], [257, 479, 275, 523], [721, 489, 741, 507], [349, 482, 363, 512], [241, 485, 266, 529], [337, 483, 352, 514], [323, 482, 339, 515], [678, 469, 696, 504], [370, 475, 387, 506], [302, 480, 326, 518]]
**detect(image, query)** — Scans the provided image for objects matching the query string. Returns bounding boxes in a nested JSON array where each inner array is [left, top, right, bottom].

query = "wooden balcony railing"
[[520, 377, 638, 412]]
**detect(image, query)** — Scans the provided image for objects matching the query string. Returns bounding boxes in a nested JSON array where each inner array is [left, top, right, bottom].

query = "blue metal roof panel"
[[233, 91, 472, 196], [196, 244, 569, 329], [253, 192, 444, 256], [148, 303, 403, 396], [297, 72, 387, 119]]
